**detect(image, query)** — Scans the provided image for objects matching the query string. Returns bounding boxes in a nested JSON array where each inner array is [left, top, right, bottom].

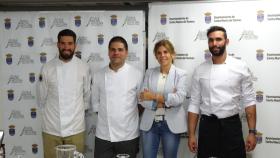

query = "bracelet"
[[249, 129, 257, 135]]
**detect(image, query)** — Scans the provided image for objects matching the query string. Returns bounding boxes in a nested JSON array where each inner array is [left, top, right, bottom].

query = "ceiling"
[[0, 0, 187, 10]]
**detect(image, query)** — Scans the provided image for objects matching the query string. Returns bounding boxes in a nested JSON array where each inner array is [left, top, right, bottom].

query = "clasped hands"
[[139, 88, 155, 101]]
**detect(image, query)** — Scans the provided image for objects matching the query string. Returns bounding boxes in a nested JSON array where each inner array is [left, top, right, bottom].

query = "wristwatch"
[[249, 129, 257, 135]]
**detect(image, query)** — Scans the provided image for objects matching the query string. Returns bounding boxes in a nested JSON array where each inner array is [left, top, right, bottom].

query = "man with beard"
[[187, 26, 257, 158], [37, 29, 91, 158]]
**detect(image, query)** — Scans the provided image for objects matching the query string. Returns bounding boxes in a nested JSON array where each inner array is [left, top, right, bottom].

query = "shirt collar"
[[210, 53, 230, 65], [107, 63, 127, 73], [56, 55, 77, 65]]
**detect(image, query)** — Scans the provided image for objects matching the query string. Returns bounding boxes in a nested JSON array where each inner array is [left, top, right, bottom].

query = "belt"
[[201, 114, 239, 121], [154, 115, 165, 122]]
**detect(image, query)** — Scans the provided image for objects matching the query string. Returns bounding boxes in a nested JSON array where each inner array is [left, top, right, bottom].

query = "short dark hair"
[[108, 36, 128, 50], [207, 26, 227, 39], [57, 29, 76, 43]]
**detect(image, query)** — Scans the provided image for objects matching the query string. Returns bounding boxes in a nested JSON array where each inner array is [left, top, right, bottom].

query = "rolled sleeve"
[[188, 69, 201, 114], [242, 66, 256, 107]]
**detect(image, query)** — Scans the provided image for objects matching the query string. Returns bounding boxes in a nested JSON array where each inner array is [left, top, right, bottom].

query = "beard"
[[209, 44, 226, 57], [59, 49, 74, 61]]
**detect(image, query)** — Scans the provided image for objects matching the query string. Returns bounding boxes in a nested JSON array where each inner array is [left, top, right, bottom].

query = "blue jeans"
[[141, 120, 180, 158]]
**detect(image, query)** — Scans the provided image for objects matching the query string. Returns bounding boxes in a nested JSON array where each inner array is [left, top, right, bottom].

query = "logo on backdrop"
[[213, 15, 241, 23], [256, 49, 264, 61], [77, 36, 91, 45], [32, 144, 38, 154], [39, 74, 43, 82], [41, 38, 56, 47], [239, 30, 258, 41], [27, 36, 34, 47], [87, 53, 104, 63], [4, 18, 11, 29], [204, 49, 212, 60], [160, 14, 167, 25], [5, 39, 21, 48], [74, 15, 81, 27], [38, 17, 46, 28], [256, 91, 263, 103], [152, 32, 169, 42], [7, 89, 14, 101], [9, 124, 16, 136], [9, 146, 26, 156], [29, 72, 36, 83], [75, 51, 82, 59], [228, 53, 241, 60], [86, 16, 103, 27], [266, 95, 280, 102], [266, 53, 280, 60], [87, 124, 96, 136], [8, 75, 23, 84], [122, 16, 140, 26], [31, 108, 37, 119], [8, 110, 24, 120], [204, 12, 212, 24], [17, 55, 34, 65], [127, 52, 140, 62], [18, 90, 35, 101], [267, 13, 280, 21], [40, 52, 47, 63], [16, 19, 32, 30], [132, 33, 138, 44], [20, 126, 37, 136], [111, 15, 118, 26], [257, 10, 264, 22], [85, 145, 93, 155], [97, 34, 104, 45], [265, 136, 280, 144], [256, 131, 263, 144], [6, 53, 13, 65], [50, 18, 67, 29], [194, 30, 207, 41], [176, 53, 194, 60]]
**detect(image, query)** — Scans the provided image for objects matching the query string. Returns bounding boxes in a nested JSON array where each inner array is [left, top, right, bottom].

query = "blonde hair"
[[153, 39, 175, 56], [153, 39, 176, 63]]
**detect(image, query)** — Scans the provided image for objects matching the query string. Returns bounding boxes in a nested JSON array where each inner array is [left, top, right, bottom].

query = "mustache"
[[61, 49, 72, 52], [211, 46, 220, 49]]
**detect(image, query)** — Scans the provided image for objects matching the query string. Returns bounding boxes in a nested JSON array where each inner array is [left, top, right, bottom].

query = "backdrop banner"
[[148, 0, 280, 158], [0, 10, 145, 158]]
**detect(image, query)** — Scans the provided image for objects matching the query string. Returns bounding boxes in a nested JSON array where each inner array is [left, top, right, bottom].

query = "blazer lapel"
[[149, 67, 160, 92], [164, 65, 176, 93]]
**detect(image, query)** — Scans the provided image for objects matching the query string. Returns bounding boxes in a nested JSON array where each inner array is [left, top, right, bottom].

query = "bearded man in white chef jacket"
[[37, 29, 91, 158]]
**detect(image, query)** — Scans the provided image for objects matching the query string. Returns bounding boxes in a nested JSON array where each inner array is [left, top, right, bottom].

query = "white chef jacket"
[[92, 63, 143, 142], [188, 55, 256, 119], [37, 56, 91, 137]]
